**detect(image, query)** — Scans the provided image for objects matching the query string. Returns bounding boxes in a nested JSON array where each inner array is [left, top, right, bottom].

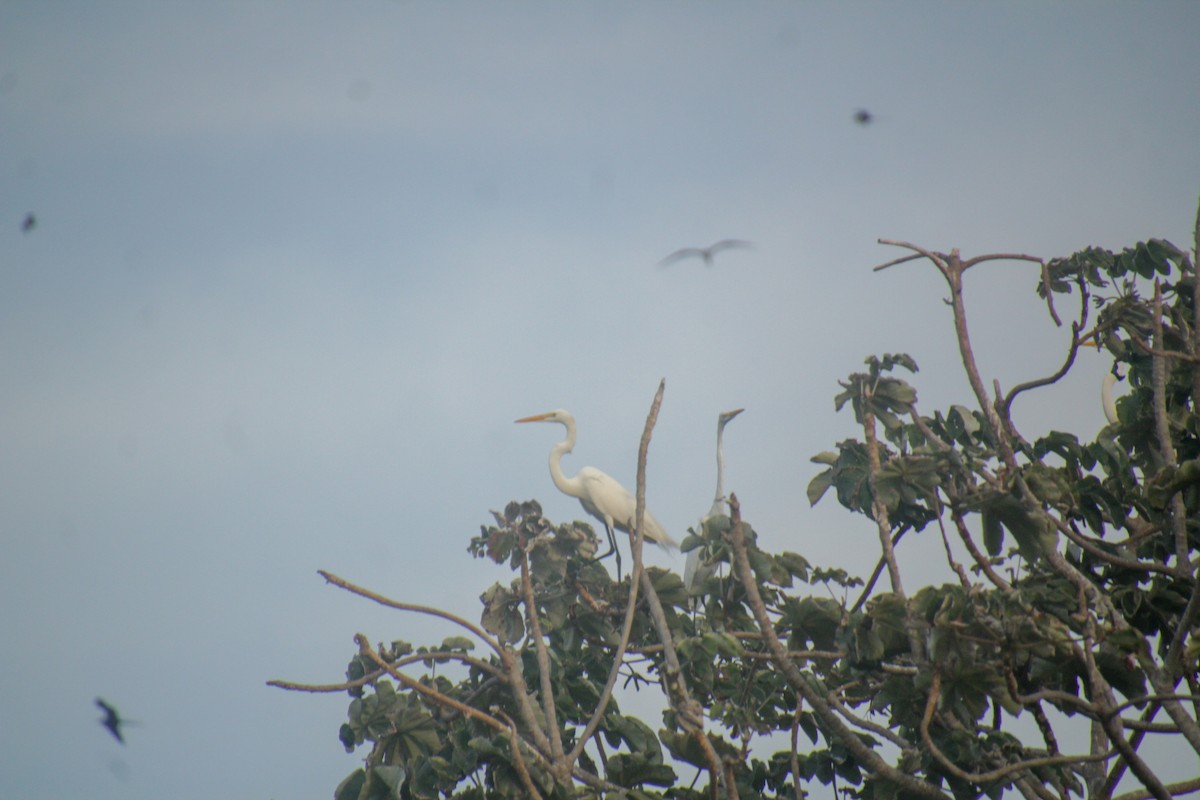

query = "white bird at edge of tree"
[[684, 408, 743, 596], [1081, 339, 1127, 425], [515, 409, 678, 580], [1100, 364, 1127, 425]]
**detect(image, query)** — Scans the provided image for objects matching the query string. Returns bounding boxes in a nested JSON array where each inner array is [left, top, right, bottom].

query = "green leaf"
[[811, 451, 839, 466], [607, 753, 676, 788], [807, 469, 834, 506], [373, 765, 406, 796], [334, 769, 367, 800], [440, 636, 474, 652]]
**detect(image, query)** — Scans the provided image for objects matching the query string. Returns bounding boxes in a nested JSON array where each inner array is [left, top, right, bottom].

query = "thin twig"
[[498, 710, 544, 800], [920, 670, 1116, 785], [353, 634, 506, 736], [934, 513, 972, 589], [850, 527, 908, 612], [566, 382, 661, 770], [950, 511, 1012, 592], [872, 251, 926, 272], [268, 649, 504, 694], [267, 673, 384, 693], [1038, 258, 1062, 326], [1127, 334, 1200, 363], [519, 548, 565, 764], [788, 701, 806, 800], [631, 381, 725, 792], [318, 570, 503, 656], [1112, 776, 1200, 800]]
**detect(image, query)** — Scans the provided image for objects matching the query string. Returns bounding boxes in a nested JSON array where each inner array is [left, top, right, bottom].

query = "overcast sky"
[[2, 3, 1199, 798]]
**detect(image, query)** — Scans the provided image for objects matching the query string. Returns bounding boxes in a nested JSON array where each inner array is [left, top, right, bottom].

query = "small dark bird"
[[21, 213, 36, 233], [853, 109, 874, 126], [96, 698, 129, 744], [658, 239, 753, 268]]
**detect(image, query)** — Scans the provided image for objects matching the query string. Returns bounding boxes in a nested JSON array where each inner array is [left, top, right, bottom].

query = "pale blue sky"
[[2, 3, 1198, 798]]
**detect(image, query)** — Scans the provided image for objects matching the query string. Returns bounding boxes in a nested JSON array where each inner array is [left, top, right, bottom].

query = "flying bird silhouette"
[[658, 239, 753, 267], [21, 213, 36, 233], [853, 109, 874, 126], [96, 698, 131, 744]]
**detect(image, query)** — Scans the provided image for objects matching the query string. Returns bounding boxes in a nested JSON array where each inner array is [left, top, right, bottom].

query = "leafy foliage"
[[277, 221, 1200, 799]]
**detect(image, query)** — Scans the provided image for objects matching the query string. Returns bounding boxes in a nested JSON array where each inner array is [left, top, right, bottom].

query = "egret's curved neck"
[[710, 421, 730, 516], [548, 418, 584, 498], [1101, 373, 1119, 425], [714, 428, 727, 501]]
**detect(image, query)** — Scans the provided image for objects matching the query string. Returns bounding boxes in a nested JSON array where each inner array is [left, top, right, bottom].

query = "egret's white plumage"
[[1100, 366, 1127, 425], [516, 410, 676, 577], [1082, 339, 1126, 425], [684, 408, 743, 594]]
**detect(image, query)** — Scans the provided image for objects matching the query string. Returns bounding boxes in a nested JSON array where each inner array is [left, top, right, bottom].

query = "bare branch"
[[353, 634, 507, 736], [921, 670, 1116, 786], [934, 512, 973, 589], [268, 673, 384, 693], [518, 547, 565, 763], [1112, 776, 1200, 800], [1127, 334, 1200, 363], [825, 690, 916, 752], [850, 527, 908, 612], [318, 570, 503, 656], [861, 397, 906, 599], [872, 251, 926, 272], [1039, 258, 1062, 326], [959, 251, 1044, 270], [788, 702, 806, 800], [1001, 320, 1088, 417], [874, 239, 950, 277], [950, 511, 1012, 592], [567, 381, 661, 770], [498, 711, 544, 800]]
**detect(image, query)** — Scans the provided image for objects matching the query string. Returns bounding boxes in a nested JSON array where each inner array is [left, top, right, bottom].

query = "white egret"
[[1099, 364, 1127, 425], [658, 239, 753, 268], [515, 409, 677, 579], [1081, 340, 1127, 425], [684, 408, 743, 595]]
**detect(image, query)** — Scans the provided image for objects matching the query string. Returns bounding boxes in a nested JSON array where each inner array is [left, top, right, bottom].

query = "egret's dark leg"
[[584, 521, 625, 580], [592, 531, 616, 562], [587, 523, 622, 578], [610, 526, 623, 582]]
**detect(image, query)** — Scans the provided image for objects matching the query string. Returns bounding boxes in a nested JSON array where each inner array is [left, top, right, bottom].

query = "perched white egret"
[[1100, 365, 1127, 425], [684, 408, 743, 595], [1081, 339, 1127, 425], [658, 239, 753, 268], [515, 409, 677, 578]]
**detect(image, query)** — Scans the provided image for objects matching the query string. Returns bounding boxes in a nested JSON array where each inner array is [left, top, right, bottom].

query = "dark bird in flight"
[[853, 109, 874, 126], [658, 239, 753, 268], [21, 213, 36, 233], [96, 698, 130, 744]]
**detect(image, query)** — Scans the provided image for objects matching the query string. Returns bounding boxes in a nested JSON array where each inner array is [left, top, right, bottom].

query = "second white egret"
[[684, 407, 744, 595]]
